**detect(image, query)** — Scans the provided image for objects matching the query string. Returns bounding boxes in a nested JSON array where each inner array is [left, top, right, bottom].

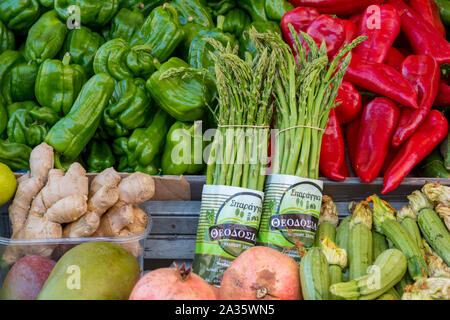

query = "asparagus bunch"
[[249, 26, 366, 179], [205, 39, 277, 191]]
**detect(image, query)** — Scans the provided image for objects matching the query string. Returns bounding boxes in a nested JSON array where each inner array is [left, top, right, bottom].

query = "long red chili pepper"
[[287, 0, 384, 15], [306, 15, 345, 58], [345, 116, 360, 171], [354, 4, 401, 64], [344, 53, 419, 109], [382, 110, 448, 194], [385, 47, 405, 72], [335, 81, 362, 125], [342, 20, 357, 46], [408, 0, 446, 38], [354, 98, 400, 183], [435, 81, 450, 107], [388, 0, 450, 65], [320, 108, 347, 181], [392, 54, 440, 147], [281, 6, 320, 51]]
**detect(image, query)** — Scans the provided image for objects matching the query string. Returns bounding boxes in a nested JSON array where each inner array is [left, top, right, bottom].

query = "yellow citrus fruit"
[[0, 162, 17, 206]]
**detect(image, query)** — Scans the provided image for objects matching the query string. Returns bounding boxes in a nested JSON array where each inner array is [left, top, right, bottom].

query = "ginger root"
[[92, 172, 154, 257], [3, 143, 54, 264]]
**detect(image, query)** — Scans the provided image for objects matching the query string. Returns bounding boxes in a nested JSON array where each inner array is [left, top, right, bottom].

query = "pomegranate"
[[129, 263, 216, 300], [219, 246, 302, 300]]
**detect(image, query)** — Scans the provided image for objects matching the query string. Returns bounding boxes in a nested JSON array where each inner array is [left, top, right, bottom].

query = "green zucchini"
[[348, 201, 373, 280], [299, 247, 329, 300], [408, 190, 450, 265], [418, 208, 450, 265], [314, 195, 338, 246], [372, 230, 388, 262], [330, 249, 407, 300], [336, 215, 351, 254], [369, 195, 428, 280], [320, 237, 347, 300]]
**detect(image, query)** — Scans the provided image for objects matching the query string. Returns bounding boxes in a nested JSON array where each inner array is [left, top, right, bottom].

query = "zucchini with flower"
[[252, 25, 366, 256], [367, 194, 428, 280]]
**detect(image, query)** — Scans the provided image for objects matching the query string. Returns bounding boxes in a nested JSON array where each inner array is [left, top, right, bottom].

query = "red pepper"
[[380, 145, 398, 176], [349, 14, 362, 26], [353, 4, 401, 64], [409, 0, 446, 38], [388, 0, 450, 65], [435, 81, 450, 107], [354, 97, 400, 183], [392, 54, 440, 147], [385, 47, 405, 72], [281, 6, 320, 51], [344, 53, 419, 109], [320, 108, 348, 181], [345, 116, 360, 171], [335, 81, 362, 124], [287, 0, 385, 15], [306, 15, 345, 58], [382, 110, 448, 194]]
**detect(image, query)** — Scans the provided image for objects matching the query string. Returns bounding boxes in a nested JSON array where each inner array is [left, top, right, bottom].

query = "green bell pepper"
[[113, 135, 161, 174], [6, 101, 38, 118], [24, 10, 67, 64], [188, 16, 237, 75], [85, 139, 116, 173], [147, 57, 216, 122], [112, 109, 170, 174], [0, 20, 15, 55], [222, 8, 251, 37], [103, 77, 152, 138], [161, 121, 205, 175], [265, 0, 294, 21], [130, 3, 185, 62], [0, 0, 41, 33], [177, 22, 209, 61], [44, 73, 115, 161], [0, 139, 32, 171], [6, 101, 59, 147], [238, 0, 268, 21], [35, 53, 88, 116], [3, 61, 39, 104], [54, 0, 119, 28], [434, 0, 450, 26], [0, 101, 6, 136], [62, 26, 105, 76], [118, 0, 165, 16], [107, 7, 144, 42], [205, 0, 236, 17], [171, 0, 214, 27], [239, 21, 281, 59], [94, 38, 155, 81], [0, 51, 25, 105]]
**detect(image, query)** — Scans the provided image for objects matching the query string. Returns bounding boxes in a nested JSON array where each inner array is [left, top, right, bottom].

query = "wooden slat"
[[145, 235, 196, 260]]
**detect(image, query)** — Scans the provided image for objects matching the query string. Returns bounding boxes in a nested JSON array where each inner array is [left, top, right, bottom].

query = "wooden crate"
[[1, 175, 448, 270], [141, 176, 449, 270]]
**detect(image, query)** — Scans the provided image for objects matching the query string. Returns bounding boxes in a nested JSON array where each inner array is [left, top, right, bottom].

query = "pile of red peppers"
[[282, 0, 450, 193]]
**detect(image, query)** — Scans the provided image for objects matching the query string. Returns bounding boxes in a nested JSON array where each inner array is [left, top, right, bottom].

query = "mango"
[[0, 255, 56, 300], [37, 242, 140, 300]]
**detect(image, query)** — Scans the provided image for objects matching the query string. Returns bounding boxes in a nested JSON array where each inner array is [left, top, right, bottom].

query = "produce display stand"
[[81, 176, 450, 269], [2, 174, 447, 271]]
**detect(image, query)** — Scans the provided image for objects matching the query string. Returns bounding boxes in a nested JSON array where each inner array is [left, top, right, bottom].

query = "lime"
[[0, 162, 17, 205]]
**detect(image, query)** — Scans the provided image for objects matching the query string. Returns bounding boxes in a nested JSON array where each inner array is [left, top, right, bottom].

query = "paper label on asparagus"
[[193, 184, 264, 286], [257, 174, 323, 263]]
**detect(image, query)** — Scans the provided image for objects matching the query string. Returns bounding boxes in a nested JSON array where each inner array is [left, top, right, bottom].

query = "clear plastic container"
[[0, 207, 152, 289]]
